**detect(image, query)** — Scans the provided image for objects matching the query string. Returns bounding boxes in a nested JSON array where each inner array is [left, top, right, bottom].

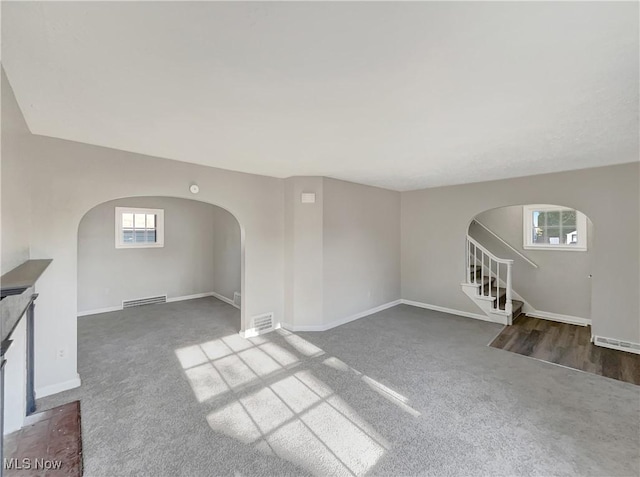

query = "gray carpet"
[[38, 298, 640, 477]]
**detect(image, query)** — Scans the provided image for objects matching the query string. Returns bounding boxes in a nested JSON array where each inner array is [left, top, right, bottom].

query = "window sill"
[[523, 245, 587, 252], [115, 243, 164, 249]]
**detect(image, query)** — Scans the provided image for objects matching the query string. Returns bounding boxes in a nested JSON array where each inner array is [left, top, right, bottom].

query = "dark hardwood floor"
[[490, 316, 640, 385]]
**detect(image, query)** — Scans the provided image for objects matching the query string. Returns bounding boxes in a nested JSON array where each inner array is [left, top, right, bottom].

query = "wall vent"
[[251, 312, 275, 334], [594, 336, 640, 354], [123, 295, 167, 309], [233, 292, 241, 308]]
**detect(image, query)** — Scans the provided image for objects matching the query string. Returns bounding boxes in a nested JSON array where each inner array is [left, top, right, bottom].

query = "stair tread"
[[482, 285, 507, 297], [471, 275, 494, 286], [511, 299, 525, 320]]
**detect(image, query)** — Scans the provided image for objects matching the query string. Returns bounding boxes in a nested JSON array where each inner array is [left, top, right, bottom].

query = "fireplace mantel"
[[1, 259, 52, 345], [1, 258, 52, 474]]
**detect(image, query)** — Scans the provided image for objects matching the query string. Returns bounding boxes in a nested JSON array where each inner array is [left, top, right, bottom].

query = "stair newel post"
[[506, 260, 513, 316]]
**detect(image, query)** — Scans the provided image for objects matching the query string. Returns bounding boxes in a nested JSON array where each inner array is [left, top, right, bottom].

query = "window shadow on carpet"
[[176, 328, 421, 476]]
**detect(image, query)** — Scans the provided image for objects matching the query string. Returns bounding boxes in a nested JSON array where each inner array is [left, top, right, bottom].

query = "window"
[[115, 207, 164, 248], [523, 205, 587, 251]]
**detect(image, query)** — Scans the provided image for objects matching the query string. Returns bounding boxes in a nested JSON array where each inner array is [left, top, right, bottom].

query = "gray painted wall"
[[2, 72, 284, 393], [283, 177, 401, 328], [212, 206, 241, 302], [78, 197, 220, 312], [401, 162, 640, 342], [1, 69, 31, 274], [470, 206, 593, 318], [1, 70, 32, 433], [283, 177, 325, 328], [323, 178, 401, 323]]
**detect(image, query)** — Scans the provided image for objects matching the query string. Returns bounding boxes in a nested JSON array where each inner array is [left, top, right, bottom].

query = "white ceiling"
[[3, 2, 638, 191]]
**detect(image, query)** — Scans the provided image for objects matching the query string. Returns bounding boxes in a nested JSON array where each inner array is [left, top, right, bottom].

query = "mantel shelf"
[[1, 259, 52, 347], [1, 259, 53, 293]]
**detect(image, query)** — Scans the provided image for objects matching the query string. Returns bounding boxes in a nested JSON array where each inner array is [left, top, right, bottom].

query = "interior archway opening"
[[76, 196, 243, 333], [465, 202, 594, 323]]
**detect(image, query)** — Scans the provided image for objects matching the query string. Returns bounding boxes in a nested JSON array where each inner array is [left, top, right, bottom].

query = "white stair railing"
[[466, 235, 513, 315]]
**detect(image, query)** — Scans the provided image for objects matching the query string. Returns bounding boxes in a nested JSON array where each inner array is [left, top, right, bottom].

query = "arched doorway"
[[76, 196, 244, 329], [465, 203, 593, 325]]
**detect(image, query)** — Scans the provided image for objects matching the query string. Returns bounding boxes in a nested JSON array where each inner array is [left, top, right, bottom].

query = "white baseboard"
[[527, 310, 591, 327], [282, 299, 402, 332], [281, 322, 326, 332], [401, 299, 505, 324], [282, 298, 505, 332], [405, 298, 592, 328], [592, 335, 640, 355], [78, 291, 235, 317], [77, 305, 122, 317], [36, 374, 81, 399], [325, 299, 402, 330], [211, 291, 240, 309], [166, 292, 214, 303]]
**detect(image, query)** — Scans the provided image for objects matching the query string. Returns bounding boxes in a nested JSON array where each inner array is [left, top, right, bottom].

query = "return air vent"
[[594, 336, 640, 354], [233, 292, 241, 308], [252, 312, 275, 334], [123, 295, 167, 309]]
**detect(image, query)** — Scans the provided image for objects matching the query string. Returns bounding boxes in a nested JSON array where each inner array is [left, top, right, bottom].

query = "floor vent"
[[233, 292, 241, 308], [123, 295, 167, 309], [252, 313, 275, 334], [594, 336, 640, 354]]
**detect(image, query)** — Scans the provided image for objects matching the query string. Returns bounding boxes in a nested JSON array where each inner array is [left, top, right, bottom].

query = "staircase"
[[461, 236, 524, 325]]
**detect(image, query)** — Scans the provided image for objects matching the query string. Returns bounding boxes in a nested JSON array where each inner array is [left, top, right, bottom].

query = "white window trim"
[[523, 204, 587, 252], [115, 207, 165, 249]]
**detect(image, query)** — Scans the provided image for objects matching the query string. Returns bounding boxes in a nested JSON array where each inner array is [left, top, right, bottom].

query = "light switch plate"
[[301, 192, 316, 203]]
